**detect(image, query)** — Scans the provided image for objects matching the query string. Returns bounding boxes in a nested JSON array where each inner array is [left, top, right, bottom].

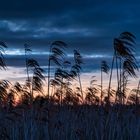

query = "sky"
[[0, 0, 140, 89]]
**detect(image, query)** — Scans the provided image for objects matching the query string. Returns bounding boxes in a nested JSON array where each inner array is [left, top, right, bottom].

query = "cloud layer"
[[0, 0, 139, 84]]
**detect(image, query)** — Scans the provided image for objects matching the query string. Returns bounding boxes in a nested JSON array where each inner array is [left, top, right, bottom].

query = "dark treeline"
[[0, 32, 140, 140]]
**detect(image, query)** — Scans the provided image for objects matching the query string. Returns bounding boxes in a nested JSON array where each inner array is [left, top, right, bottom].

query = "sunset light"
[[0, 0, 139, 139]]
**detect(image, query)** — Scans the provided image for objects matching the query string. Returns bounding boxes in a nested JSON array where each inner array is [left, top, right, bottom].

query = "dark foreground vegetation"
[[0, 31, 140, 139], [0, 103, 140, 140]]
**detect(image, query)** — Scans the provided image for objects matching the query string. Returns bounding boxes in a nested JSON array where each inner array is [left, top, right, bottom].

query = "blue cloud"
[[0, 0, 139, 74]]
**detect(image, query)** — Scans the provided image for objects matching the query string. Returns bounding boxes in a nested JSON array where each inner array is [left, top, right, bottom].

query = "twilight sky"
[[0, 0, 140, 88]]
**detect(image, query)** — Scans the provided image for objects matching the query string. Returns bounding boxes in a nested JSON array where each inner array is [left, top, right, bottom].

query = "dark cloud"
[[0, 0, 139, 73]]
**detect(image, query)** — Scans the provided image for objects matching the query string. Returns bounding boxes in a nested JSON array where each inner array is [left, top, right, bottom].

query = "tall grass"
[[0, 32, 140, 139], [0, 104, 140, 140]]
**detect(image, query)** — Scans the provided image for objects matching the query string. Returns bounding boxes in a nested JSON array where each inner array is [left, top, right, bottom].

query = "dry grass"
[[0, 105, 140, 140]]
